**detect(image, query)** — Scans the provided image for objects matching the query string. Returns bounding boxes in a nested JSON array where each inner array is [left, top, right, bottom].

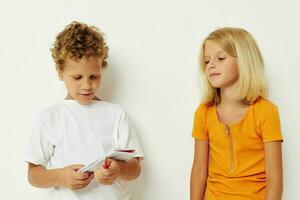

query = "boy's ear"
[[55, 66, 64, 81]]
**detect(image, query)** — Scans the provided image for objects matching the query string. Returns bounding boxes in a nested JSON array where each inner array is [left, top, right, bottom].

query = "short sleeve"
[[192, 103, 209, 140], [115, 110, 145, 159], [24, 111, 54, 167], [258, 104, 283, 143]]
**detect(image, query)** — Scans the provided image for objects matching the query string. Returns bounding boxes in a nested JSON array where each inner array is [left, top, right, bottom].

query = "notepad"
[[78, 149, 137, 173]]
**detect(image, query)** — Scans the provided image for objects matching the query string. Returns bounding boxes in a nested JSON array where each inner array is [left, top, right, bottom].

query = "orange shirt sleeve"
[[192, 103, 209, 140], [258, 103, 283, 143]]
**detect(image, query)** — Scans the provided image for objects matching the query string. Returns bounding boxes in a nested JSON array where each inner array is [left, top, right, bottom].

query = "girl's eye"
[[204, 60, 209, 65], [218, 57, 226, 61], [73, 76, 82, 80]]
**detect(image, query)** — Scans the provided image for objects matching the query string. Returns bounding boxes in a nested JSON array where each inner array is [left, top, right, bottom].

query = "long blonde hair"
[[199, 27, 268, 105]]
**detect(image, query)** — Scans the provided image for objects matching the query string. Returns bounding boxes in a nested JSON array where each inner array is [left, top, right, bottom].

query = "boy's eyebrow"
[[71, 73, 102, 76], [204, 51, 226, 58]]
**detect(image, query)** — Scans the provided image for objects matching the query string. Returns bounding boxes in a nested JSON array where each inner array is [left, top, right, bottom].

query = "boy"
[[25, 21, 144, 200]]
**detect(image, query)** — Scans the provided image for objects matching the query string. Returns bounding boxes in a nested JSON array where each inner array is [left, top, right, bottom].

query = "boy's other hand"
[[58, 164, 94, 190], [94, 159, 121, 185]]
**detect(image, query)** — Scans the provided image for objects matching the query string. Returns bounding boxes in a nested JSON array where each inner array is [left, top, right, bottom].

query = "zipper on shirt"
[[225, 124, 234, 174]]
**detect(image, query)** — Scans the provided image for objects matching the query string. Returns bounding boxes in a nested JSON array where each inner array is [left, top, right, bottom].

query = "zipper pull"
[[225, 124, 230, 135]]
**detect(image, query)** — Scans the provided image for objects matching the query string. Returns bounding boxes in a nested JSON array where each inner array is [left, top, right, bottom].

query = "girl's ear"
[[55, 66, 64, 81]]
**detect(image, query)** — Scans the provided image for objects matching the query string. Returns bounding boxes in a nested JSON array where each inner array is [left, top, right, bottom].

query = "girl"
[[190, 27, 283, 200]]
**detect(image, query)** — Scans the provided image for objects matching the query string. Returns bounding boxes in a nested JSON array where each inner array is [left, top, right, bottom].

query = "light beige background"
[[0, 0, 299, 199]]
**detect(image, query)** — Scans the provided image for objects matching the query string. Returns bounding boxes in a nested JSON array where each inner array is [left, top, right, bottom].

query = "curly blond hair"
[[51, 21, 109, 70]]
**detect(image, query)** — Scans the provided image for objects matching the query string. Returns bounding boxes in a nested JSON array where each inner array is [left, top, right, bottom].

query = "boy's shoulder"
[[36, 100, 126, 125], [96, 100, 124, 112], [39, 100, 125, 116]]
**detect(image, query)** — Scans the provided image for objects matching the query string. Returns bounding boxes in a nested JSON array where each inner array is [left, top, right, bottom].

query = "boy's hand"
[[94, 159, 121, 185], [58, 164, 94, 190]]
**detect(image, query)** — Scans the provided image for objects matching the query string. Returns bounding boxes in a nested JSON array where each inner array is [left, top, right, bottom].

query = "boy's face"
[[57, 56, 103, 105]]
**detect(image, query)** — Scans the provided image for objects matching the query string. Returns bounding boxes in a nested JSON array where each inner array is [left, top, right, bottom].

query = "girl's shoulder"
[[252, 97, 279, 111], [252, 97, 280, 122], [195, 102, 212, 114], [194, 102, 215, 121]]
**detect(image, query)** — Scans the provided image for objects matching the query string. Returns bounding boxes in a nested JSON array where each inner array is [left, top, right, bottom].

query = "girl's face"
[[203, 40, 239, 89], [57, 56, 102, 105]]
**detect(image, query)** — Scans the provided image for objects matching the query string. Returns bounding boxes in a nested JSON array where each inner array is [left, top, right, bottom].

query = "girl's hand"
[[94, 159, 121, 185], [58, 164, 94, 190]]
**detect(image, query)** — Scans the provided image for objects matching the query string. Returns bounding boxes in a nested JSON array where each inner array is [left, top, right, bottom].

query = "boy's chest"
[[49, 118, 117, 166]]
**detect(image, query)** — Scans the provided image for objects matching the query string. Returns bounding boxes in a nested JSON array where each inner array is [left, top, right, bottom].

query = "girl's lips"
[[209, 73, 221, 77]]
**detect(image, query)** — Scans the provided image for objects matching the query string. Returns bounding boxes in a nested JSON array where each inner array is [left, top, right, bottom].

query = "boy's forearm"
[[28, 165, 62, 188], [117, 158, 141, 181], [266, 177, 283, 200]]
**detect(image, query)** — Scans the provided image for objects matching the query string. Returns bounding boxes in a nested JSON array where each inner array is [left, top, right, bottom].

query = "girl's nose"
[[208, 60, 216, 69]]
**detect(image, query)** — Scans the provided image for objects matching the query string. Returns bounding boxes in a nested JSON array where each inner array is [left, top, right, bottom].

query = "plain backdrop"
[[0, 0, 299, 199]]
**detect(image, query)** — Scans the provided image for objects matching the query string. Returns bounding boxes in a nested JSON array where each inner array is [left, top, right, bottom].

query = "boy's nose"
[[81, 80, 92, 90]]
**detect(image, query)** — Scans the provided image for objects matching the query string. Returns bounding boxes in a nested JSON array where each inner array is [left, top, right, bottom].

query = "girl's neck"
[[219, 85, 244, 107]]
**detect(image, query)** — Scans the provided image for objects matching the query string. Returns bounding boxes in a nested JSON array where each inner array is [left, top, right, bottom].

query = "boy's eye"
[[204, 60, 209, 65], [73, 76, 82, 80], [90, 75, 100, 79], [218, 57, 226, 61]]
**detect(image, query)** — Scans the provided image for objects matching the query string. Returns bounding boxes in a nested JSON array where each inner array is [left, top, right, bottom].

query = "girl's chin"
[[209, 82, 223, 88]]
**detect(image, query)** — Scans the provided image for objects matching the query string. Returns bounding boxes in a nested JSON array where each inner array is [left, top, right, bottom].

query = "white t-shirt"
[[24, 100, 144, 200]]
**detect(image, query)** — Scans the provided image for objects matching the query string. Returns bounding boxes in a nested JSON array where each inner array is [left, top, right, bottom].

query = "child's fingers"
[[70, 164, 85, 171], [71, 183, 90, 190], [74, 171, 90, 180], [96, 176, 115, 185], [96, 170, 118, 184], [101, 169, 114, 177], [86, 173, 94, 182], [80, 175, 94, 185], [104, 160, 120, 175], [102, 159, 109, 169], [72, 175, 94, 186], [103, 158, 113, 168]]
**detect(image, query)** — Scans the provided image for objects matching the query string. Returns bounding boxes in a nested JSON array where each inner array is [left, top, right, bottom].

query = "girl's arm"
[[190, 140, 209, 200], [264, 141, 283, 200], [28, 163, 94, 190]]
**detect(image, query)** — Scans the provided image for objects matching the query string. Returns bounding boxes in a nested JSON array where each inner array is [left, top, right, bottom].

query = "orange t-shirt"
[[192, 98, 283, 200]]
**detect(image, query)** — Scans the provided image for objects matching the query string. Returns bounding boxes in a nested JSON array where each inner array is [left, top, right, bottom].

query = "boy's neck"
[[64, 95, 102, 101]]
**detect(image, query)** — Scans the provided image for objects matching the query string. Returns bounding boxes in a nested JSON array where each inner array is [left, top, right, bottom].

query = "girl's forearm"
[[266, 177, 283, 200], [190, 167, 207, 200]]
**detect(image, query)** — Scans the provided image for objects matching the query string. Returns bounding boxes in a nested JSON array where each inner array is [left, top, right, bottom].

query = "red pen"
[[103, 158, 110, 169]]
